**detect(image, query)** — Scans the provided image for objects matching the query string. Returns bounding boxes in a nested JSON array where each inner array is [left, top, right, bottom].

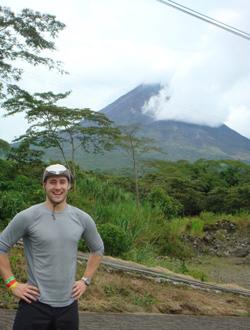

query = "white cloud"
[[1, 0, 250, 142], [226, 106, 250, 138], [143, 2, 250, 131]]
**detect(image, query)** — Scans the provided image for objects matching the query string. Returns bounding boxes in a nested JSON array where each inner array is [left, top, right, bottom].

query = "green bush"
[[0, 191, 28, 225], [148, 186, 183, 219], [98, 223, 131, 256], [164, 238, 193, 260]]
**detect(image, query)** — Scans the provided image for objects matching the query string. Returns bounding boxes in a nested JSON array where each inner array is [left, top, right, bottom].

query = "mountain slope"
[[99, 84, 250, 163], [100, 84, 161, 125], [143, 120, 250, 160], [45, 84, 250, 171]]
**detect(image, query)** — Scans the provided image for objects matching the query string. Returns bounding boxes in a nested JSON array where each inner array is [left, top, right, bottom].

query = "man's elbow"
[[0, 241, 10, 254], [90, 245, 104, 257], [0, 244, 9, 255]]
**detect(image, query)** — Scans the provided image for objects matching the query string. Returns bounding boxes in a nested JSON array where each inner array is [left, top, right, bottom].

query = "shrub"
[[98, 223, 131, 256], [157, 231, 194, 260], [0, 191, 28, 225], [148, 186, 183, 219]]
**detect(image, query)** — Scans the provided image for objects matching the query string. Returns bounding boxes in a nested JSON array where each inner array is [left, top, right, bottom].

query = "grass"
[[77, 255, 250, 315], [186, 255, 250, 289], [124, 248, 208, 282], [189, 218, 204, 237], [1, 247, 250, 316], [166, 211, 250, 238]]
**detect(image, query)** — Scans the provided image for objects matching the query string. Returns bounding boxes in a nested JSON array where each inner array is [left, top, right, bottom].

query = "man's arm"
[[83, 254, 102, 279], [0, 210, 40, 303], [72, 211, 104, 299], [0, 253, 40, 303], [0, 253, 15, 281], [71, 254, 102, 300]]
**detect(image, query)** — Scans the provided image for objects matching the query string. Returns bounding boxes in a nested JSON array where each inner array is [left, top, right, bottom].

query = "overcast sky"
[[1, 0, 250, 142]]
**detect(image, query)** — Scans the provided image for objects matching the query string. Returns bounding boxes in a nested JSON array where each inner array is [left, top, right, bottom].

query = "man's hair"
[[43, 164, 73, 183]]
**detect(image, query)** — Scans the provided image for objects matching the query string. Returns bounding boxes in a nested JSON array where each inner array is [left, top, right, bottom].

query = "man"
[[0, 164, 104, 330]]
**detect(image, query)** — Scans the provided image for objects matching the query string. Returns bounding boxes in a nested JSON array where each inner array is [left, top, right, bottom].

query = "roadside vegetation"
[[0, 247, 249, 315]]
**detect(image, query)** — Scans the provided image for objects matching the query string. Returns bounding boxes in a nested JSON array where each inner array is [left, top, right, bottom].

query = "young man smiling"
[[0, 164, 104, 330]]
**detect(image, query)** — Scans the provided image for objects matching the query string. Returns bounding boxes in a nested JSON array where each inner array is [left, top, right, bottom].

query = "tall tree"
[[0, 6, 65, 109], [7, 139, 44, 167], [7, 90, 120, 187], [119, 125, 161, 207]]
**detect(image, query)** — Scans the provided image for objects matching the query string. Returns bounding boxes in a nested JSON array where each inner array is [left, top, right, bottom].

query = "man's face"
[[44, 176, 70, 205]]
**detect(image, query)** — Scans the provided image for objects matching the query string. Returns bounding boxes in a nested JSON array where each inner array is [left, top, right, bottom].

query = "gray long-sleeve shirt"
[[0, 203, 104, 307]]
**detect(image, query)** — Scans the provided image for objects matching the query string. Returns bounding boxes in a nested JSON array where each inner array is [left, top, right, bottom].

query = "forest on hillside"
[[1, 156, 250, 267]]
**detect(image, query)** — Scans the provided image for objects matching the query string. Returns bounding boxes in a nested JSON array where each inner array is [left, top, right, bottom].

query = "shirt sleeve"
[[81, 214, 104, 256], [0, 211, 28, 254]]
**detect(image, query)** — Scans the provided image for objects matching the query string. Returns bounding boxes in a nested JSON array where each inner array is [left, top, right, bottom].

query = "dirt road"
[[1, 309, 250, 330]]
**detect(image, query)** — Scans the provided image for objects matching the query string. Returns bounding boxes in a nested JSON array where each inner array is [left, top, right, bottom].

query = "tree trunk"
[[130, 137, 140, 208]]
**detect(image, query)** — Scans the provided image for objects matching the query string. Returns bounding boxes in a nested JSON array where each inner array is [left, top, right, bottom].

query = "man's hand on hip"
[[71, 280, 87, 300], [11, 283, 40, 303]]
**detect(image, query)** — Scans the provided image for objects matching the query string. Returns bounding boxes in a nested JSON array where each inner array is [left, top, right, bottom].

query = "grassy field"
[[0, 247, 249, 316]]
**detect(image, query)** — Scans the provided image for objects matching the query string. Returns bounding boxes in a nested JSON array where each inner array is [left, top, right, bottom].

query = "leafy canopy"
[[0, 6, 65, 106]]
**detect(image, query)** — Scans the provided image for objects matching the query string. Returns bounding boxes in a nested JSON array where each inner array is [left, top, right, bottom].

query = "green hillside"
[[1, 158, 250, 266]]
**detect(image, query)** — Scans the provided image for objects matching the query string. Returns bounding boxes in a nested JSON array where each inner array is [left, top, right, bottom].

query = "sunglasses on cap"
[[43, 164, 73, 182]]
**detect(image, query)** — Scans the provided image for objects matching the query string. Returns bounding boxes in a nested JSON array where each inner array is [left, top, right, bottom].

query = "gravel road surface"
[[1, 309, 250, 330]]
